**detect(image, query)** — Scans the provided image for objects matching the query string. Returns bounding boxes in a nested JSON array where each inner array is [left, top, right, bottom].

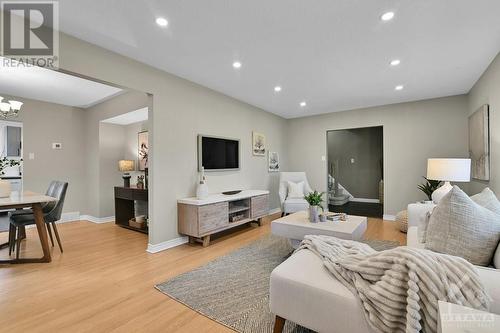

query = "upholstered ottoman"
[[270, 249, 373, 333]]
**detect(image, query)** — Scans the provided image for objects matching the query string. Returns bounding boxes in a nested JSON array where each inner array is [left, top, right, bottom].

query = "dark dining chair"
[[9, 181, 68, 259]]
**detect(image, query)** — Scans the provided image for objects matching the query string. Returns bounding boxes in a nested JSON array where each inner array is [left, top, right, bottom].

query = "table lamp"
[[118, 160, 135, 187], [427, 158, 471, 203]]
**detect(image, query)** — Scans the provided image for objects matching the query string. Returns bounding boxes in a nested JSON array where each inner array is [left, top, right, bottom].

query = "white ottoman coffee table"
[[272, 211, 368, 248]]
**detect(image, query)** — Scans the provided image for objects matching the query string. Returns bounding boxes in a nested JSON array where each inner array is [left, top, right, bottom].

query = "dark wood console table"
[[114, 187, 148, 234]]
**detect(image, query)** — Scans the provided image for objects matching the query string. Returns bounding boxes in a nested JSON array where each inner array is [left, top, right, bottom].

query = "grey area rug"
[[155, 235, 399, 333]]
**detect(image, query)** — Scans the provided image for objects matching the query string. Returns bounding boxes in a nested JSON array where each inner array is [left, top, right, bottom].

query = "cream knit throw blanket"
[[298, 235, 490, 333]]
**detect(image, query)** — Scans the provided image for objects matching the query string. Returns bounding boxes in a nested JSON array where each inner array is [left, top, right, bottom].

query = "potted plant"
[[304, 190, 324, 223], [0, 157, 21, 198], [417, 177, 442, 202]]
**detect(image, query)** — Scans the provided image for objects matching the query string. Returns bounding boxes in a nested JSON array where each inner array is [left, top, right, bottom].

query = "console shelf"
[[178, 190, 269, 246]]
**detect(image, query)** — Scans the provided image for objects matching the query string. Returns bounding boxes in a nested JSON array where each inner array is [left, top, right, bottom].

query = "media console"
[[177, 190, 269, 246]]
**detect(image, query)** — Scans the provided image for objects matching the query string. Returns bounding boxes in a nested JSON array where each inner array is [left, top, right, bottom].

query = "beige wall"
[[0, 96, 87, 213], [84, 91, 150, 217], [98, 122, 127, 217], [468, 52, 500, 195], [287, 95, 470, 216], [58, 34, 289, 246]]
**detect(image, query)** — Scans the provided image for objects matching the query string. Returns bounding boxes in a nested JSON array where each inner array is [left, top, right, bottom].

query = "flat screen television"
[[198, 135, 240, 171]]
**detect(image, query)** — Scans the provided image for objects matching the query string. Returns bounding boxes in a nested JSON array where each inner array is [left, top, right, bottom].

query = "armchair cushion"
[[283, 198, 309, 214]]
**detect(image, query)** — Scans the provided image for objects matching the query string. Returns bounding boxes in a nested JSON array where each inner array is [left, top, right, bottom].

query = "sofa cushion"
[[270, 249, 372, 333], [425, 186, 500, 266]]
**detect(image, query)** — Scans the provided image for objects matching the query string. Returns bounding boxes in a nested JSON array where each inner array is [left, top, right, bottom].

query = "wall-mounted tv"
[[198, 135, 240, 171]]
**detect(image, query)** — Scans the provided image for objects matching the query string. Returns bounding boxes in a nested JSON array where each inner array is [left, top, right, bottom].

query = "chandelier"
[[0, 96, 23, 119]]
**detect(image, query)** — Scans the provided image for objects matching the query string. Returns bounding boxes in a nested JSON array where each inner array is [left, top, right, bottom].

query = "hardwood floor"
[[0, 214, 405, 332]]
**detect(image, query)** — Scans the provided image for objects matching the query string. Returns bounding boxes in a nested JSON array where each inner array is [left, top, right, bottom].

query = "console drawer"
[[198, 202, 229, 234], [251, 194, 269, 218]]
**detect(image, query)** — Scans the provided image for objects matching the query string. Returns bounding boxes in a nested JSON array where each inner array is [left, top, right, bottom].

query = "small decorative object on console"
[[136, 175, 145, 189], [304, 190, 324, 223], [196, 166, 209, 199], [223, 190, 242, 195]]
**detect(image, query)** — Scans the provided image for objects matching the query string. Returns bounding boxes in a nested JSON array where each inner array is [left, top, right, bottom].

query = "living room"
[[1, 1, 500, 332]]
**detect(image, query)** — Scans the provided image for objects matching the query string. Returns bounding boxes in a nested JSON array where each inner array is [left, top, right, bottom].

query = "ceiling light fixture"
[[232, 61, 242, 69], [390, 59, 401, 66], [395, 85, 404, 91], [0, 96, 23, 119], [156, 17, 168, 27], [274, 86, 282, 92], [381, 12, 395, 21], [300, 101, 307, 107]]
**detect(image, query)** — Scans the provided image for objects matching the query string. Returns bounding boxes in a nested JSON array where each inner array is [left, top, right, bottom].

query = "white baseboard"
[[351, 198, 380, 203], [269, 208, 281, 215], [147, 236, 188, 253], [80, 215, 115, 223], [383, 214, 396, 221], [60, 211, 81, 223]]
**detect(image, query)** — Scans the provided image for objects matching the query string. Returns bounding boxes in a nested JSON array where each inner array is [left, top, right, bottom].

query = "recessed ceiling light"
[[156, 17, 168, 27], [395, 85, 404, 91], [232, 61, 242, 69], [274, 86, 282, 92], [381, 12, 395, 21], [300, 101, 307, 107], [390, 59, 401, 66]]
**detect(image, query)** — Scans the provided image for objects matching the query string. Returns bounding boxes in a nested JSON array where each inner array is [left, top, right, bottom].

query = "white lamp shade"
[[427, 158, 471, 182], [8, 100, 23, 110]]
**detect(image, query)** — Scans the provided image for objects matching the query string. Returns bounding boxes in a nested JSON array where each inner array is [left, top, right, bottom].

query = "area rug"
[[155, 235, 399, 333]]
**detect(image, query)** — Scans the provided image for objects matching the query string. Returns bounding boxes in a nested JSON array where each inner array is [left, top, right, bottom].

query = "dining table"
[[0, 191, 57, 264]]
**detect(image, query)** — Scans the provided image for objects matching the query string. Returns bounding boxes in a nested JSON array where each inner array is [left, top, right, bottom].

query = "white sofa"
[[269, 203, 500, 333]]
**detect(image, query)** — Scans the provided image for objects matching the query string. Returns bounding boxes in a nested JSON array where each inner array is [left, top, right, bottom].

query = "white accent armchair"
[[279, 172, 313, 216]]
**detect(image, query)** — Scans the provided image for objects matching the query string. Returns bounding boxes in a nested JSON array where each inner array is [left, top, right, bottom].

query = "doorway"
[[327, 126, 383, 217]]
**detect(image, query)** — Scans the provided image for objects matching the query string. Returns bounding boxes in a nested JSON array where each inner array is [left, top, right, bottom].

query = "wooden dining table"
[[0, 191, 57, 264]]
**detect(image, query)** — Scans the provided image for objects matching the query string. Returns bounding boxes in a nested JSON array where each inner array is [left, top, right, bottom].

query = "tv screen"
[[199, 135, 239, 170]]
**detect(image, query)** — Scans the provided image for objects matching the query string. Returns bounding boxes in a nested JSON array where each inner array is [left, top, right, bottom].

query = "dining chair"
[[9, 181, 68, 258]]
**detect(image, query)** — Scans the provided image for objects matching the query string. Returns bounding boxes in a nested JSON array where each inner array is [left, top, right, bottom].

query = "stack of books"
[[326, 213, 347, 222]]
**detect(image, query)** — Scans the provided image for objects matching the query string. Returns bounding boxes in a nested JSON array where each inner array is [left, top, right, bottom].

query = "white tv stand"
[[177, 190, 269, 246]]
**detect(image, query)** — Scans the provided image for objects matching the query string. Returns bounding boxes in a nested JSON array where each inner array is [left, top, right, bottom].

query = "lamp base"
[[122, 174, 131, 188], [432, 181, 453, 204]]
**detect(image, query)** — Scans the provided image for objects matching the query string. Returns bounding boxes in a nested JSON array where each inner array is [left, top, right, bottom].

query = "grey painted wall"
[[327, 127, 383, 199], [58, 33, 289, 246], [287, 95, 470, 216], [0, 96, 87, 214], [468, 52, 500, 196], [84, 91, 151, 217]]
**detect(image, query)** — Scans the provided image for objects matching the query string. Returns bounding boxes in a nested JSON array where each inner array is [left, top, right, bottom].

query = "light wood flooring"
[[0, 214, 405, 332]]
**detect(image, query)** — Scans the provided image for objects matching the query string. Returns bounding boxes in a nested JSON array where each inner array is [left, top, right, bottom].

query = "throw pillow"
[[471, 187, 500, 268], [425, 186, 500, 266], [471, 187, 500, 215], [418, 210, 433, 243], [287, 181, 305, 199]]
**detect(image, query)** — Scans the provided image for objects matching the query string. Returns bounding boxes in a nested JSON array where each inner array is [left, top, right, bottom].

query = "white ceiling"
[[57, 0, 500, 118], [0, 57, 123, 108], [101, 107, 149, 125]]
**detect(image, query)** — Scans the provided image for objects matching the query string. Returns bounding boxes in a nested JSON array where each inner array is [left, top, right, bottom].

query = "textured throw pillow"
[[471, 187, 500, 268], [287, 181, 305, 199], [418, 210, 433, 243], [471, 187, 500, 215], [425, 186, 500, 266]]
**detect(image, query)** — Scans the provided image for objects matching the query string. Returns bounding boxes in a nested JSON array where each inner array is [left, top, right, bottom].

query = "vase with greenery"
[[0, 157, 22, 197], [304, 190, 324, 223], [417, 177, 442, 201]]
